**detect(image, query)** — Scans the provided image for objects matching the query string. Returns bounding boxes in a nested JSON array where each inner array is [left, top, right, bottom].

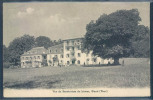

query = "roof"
[[48, 43, 64, 54], [63, 37, 84, 41], [48, 43, 63, 49], [21, 47, 48, 56]]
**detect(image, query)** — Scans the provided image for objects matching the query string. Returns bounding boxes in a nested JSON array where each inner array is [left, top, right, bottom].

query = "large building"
[[47, 38, 113, 66], [20, 38, 113, 68], [20, 47, 48, 68]]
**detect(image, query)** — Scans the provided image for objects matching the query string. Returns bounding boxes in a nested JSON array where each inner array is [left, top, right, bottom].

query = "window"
[[67, 54, 69, 58], [67, 41, 69, 45], [61, 60, 63, 63], [22, 57, 24, 60], [26, 57, 28, 60], [44, 56, 47, 59], [37, 56, 40, 59], [77, 46, 80, 50], [50, 50, 51, 53], [72, 41, 74, 45], [78, 53, 81, 57], [77, 60, 80, 64], [56, 49, 57, 53], [72, 47, 74, 51], [72, 53, 74, 56], [67, 47, 69, 51], [61, 49, 63, 52], [86, 59, 89, 61], [61, 54, 63, 58], [67, 61, 70, 65], [34, 56, 36, 59], [93, 58, 97, 62]]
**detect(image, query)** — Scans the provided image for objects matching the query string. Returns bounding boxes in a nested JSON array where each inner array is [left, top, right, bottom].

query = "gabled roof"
[[21, 47, 48, 56]]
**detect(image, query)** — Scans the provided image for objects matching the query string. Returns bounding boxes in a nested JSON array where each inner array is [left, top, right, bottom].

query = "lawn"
[[3, 58, 150, 89]]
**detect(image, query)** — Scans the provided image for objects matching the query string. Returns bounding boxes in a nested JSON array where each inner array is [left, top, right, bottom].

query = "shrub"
[[3, 62, 11, 68], [41, 60, 48, 66]]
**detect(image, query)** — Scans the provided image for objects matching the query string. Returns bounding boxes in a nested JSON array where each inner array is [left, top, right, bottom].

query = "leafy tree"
[[3, 45, 10, 62], [8, 35, 35, 65], [131, 25, 150, 57], [83, 9, 141, 65], [53, 40, 57, 45], [52, 39, 63, 46], [57, 39, 63, 44], [35, 36, 53, 49]]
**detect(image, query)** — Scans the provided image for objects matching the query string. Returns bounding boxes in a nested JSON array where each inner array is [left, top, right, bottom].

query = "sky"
[[3, 2, 150, 47]]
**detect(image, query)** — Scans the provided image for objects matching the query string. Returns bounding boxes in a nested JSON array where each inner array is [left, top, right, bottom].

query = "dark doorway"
[[72, 60, 75, 64]]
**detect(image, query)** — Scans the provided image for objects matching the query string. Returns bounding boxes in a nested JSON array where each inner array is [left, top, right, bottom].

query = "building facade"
[[47, 43, 64, 66], [20, 38, 113, 68], [47, 38, 113, 66], [20, 47, 48, 68]]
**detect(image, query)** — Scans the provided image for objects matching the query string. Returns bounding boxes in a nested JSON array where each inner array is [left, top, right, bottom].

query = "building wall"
[[21, 54, 43, 68], [61, 38, 113, 66], [47, 54, 64, 66], [20, 47, 48, 68], [63, 38, 83, 65], [46, 38, 114, 67], [47, 44, 64, 66]]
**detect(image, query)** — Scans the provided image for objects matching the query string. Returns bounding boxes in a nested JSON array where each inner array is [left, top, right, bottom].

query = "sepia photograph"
[[3, 2, 150, 97]]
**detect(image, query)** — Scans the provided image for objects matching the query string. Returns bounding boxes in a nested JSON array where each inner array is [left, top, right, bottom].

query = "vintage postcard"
[[3, 2, 150, 97]]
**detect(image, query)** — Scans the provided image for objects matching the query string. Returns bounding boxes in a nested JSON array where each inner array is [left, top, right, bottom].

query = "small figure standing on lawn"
[[122, 59, 124, 66]]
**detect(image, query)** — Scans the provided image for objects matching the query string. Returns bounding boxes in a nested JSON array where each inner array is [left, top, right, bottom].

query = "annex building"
[[20, 38, 113, 68], [20, 47, 48, 68]]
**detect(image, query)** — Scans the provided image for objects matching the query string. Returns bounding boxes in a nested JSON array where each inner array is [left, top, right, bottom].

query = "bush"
[[3, 62, 11, 68], [41, 60, 48, 66]]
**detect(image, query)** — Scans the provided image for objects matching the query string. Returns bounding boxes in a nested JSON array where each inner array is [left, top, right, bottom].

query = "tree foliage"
[[4, 34, 63, 67], [53, 39, 63, 45], [35, 36, 53, 49], [83, 9, 142, 64], [3, 45, 10, 62], [131, 25, 150, 57], [8, 35, 35, 65]]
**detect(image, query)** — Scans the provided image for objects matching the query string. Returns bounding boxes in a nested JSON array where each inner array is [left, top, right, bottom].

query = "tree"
[[8, 35, 35, 65], [52, 39, 63, 45], [57, 39, 63, 44], [83, 9, 141, 65], [131, 25, 150, 57], [3, 45, 10, 62], [35, 36, 53, 49]]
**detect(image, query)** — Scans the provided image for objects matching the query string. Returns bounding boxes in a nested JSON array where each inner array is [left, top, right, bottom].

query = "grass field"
[[3, 58, 150, 89]]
